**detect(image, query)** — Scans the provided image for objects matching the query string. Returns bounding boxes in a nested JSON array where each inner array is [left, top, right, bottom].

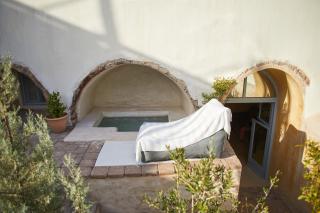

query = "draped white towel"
[[135, 99, 232, 162]]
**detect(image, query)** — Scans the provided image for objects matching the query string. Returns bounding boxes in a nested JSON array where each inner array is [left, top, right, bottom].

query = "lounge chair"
[[136, 99, 232, 163]]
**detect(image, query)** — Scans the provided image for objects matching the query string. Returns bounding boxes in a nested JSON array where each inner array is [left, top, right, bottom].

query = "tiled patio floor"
[[52, 129, 241, 179], [51, 129, 101, 177], [51, 129, 296, 213]]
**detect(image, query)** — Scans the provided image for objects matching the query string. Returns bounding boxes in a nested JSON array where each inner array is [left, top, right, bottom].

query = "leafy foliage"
[[299, 140, 320, 212], [59, 155, 92, 212], [202, 78, 236, 103], [47, 91, 66, 118], [144, 148, 279, 213], [241, 171, 280, 213], [0, 56, 90, 213]]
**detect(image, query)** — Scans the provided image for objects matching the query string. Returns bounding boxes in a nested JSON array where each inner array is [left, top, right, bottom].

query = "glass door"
[[248, 103, 275, 178]]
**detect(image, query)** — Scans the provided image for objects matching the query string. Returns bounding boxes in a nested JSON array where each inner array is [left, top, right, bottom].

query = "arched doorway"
[[223, 61, 309, 182], [70, 59, 197, 126], [225, 71, 277, 178]]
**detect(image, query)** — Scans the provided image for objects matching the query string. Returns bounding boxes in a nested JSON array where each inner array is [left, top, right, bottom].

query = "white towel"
[[136, 99, 232, 162]]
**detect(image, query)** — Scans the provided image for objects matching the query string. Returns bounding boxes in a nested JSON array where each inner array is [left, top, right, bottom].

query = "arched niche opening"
[[72, 61, 196, 124], [12, 64, 49, 109], [223, 61, 309, 205]]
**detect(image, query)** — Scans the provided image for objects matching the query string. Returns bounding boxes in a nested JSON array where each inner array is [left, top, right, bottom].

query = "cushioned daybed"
[[140, 129, 227, 162], [136, 99, 232, 163]]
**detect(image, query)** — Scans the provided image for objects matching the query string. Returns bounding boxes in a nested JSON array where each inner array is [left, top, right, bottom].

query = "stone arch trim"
[[70, 58, 198, 125], [12, 63, 49, 101], [220, 60, 310, 103]]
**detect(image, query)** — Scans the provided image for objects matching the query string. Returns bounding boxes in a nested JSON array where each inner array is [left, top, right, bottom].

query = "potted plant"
[[46, 91, 68, 133]]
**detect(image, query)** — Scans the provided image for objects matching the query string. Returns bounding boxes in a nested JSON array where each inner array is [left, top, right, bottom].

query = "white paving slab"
[[95, 141, 137, 166], [63, 127, 138, 142], [94, 140, 209, 167]]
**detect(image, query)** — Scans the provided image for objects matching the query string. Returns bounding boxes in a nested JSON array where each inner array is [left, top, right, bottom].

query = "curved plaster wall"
[[76, 64, 194, 121], [226, 66, 307, 209], [266, 69, 305, 207], [221, 63, 308, 209]]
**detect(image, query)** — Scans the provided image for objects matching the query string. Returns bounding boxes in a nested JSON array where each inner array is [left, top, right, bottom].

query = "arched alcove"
[[224, 61, 309, 204], [12, 63, 49, 108], [70, 59, 197, 125]]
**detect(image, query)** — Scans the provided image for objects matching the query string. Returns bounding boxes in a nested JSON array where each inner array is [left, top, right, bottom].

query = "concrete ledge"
[[91, 167, 108, 179], [142, 164, 158, 176], [107, 166, 125, 178], [124, 165, 142, 177], [158, 162, 175, 175]]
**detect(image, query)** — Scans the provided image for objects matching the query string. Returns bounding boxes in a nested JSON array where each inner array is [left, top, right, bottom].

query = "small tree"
[[145, 148, 237, 213], [202, 78, 236, 104], [299, 140, 320, 212], [47, 91, 66, 118], [145, 148, 279, 213], [0, 56, 91, 212]]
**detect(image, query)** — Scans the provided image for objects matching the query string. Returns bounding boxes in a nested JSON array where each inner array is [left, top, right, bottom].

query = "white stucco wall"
[[1, 0, 320, 210], [1, 0, 319, 118], [93, 65, 183, 108]]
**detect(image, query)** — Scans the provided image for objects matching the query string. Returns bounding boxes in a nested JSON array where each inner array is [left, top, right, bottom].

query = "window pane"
[[260, 103, 271, 124], [19, 74, 46, 105], [245, 73, 275, 97], [252, 123, 268, 166]]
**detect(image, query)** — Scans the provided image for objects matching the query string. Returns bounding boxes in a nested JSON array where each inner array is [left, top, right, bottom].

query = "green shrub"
[[202, 78, 236, 103], [0, 56, 91, 212], [59, 155, 91, 213], [299, 140, 320, 212], [144, 147, 279, 213], [47, 91, 66, 118]]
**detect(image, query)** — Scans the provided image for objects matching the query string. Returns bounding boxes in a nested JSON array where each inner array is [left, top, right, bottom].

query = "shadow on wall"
[[276, 125, 307, 210], [267, 69, 308, 210], [223, 67, 309, 211], [0, 0, 210, 105], [278, 124, 306, 188]]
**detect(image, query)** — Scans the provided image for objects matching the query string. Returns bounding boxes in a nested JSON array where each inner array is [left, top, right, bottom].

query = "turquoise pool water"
[[97, 116, 168, 132]]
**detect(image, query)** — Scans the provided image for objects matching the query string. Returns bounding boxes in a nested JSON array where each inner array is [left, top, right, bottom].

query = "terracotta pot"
[[46, 114, 68, 133]]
